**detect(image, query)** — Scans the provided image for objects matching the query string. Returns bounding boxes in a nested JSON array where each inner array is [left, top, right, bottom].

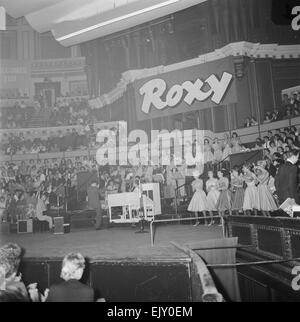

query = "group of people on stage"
[[188, 149, 300, 233]]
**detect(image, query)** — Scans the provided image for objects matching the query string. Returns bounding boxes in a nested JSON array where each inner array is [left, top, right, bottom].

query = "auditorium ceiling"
[[0, 0, 207, 46]]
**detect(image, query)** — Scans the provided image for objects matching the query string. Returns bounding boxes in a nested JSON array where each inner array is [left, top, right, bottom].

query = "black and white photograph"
[[0, 0, 300, 306]]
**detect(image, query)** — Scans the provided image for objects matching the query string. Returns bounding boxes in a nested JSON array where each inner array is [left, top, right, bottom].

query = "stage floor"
[[0, 224, 223, 261]]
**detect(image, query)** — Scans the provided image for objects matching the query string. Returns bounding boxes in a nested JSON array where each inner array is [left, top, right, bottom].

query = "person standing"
[[230, 166, 245, 215], [255, 165, 278, 217], [205, 170, 220, 226], [87, 181, 102, 230], [188, 171, 208, 226], [216, 170, 232, 236], [275, 150, 299, 205], [242, 164, 259, 216]]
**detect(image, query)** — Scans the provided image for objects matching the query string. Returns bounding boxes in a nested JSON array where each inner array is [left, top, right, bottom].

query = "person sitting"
[[35, 192, 53, 229], [0, 243, 29, 302], [45, 253, 95, 302], [263, 113, 272, 124]]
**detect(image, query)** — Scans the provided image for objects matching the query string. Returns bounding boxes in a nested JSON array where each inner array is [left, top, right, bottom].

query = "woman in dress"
[[231, 132, 242, 154], [254, 165, 278, 217], [216, 169, 232, 236], [205, 171, 220, 226], [203, 139, 214, 171], [222, 142, 232, 171], [188, 171, 209, 226], [212, 138, 223, 170], [242, 164, 259, 216], [230, 166, 245, 215]]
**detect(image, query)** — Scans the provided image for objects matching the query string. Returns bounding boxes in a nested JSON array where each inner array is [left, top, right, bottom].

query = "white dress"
[[188, 179, 208, 212], [206, 178, 220, 211]]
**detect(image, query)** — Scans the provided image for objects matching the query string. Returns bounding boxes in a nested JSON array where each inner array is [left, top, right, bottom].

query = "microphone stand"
[[135, 181, 148, 234]]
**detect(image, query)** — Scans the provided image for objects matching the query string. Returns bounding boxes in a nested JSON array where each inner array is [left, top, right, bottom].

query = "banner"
[[134, 57, 237, 121], [0, 59, 31, 89]]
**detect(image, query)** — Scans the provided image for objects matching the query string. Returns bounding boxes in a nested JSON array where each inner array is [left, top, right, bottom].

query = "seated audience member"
[[271, 109, 282, 121], [46, 253, 95, 302], [0, 243, 29, 302], [263, 113, 272, 123], [244, 117, 251, 128], [250, 117, 258, 126]]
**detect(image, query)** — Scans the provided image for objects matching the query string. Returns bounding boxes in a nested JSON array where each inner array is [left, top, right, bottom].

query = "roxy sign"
[[139, 72, 233, 114]]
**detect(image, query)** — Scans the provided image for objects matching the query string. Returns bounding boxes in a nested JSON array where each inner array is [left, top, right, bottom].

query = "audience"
[[0, 243, 105, 302], [0, 243, 29, 302], [45, 252, 95, 302]]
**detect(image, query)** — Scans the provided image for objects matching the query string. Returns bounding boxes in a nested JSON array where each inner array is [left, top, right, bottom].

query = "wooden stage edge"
[[0, 224, 223, 262]]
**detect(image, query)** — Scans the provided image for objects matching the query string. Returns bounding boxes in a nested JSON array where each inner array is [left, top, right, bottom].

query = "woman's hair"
[[232, 132, 238, 138], [60, 252, 85, 281], [232, 165, 241, 174], [0, 243, 22, 278], [243, 163, 253, 172]]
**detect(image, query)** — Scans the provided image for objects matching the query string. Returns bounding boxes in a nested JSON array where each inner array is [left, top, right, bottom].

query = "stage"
[[0, 224, 223, 261], [0, 223, 227, 301]]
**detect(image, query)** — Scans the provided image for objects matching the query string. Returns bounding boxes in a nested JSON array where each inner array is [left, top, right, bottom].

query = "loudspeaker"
[[53, 217, 64, 234], [17, 220, 33, 234]]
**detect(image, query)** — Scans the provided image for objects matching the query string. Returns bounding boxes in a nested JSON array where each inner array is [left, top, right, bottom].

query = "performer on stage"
[[216, 169, 232, 236], [188, 170, 209, 226], [87, 181, 102, 230], [36, 192, 53, 229], [230, 166, 245, 215], [254, 165, 278, 217], [205, 170, 220, 226], [242, 164, 259, 216]]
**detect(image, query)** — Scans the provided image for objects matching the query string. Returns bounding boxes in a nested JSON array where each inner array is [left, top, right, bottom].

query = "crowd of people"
[[187, 148, 299, 236], [0, 242, 105, 302], [0, 125, 299, 228], [243, 91, 300, 128], [48, 97, 95, 127], [1, 123, 111, 156], [0, 96, 100, 130], [0, 101, 36, 129]]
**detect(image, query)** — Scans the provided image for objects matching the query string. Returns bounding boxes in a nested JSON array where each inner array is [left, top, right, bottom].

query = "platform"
[[0, 224, 223, 261]]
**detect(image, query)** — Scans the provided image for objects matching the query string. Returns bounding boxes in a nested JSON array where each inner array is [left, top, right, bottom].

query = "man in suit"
[[46, 253, 94, 302], [87, 181, 102, 230], [275, 150, 299, 205]]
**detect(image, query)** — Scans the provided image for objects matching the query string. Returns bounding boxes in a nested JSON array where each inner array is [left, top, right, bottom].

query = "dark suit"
[[46, 280, 94, 302], [87, 185, 102, 229], [275, 161, 299, 205]]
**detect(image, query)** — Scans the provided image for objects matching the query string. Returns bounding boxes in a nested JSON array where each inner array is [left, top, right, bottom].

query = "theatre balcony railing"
[[0, 116, 299, 164], [31, 57, 86, 74], [225, 216, 300, 301]]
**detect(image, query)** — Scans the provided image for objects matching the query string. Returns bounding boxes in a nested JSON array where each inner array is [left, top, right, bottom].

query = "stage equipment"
[[53, 217, 64, 235], [108, 183, 161, 224], [17, 219, 33, 234], [107, 192, 140, 224], [142, 183, 161, 216]]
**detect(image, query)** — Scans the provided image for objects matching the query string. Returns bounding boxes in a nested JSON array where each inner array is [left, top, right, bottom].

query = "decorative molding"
[[31, 57, 86, 73], [89, 41, 300, 110]]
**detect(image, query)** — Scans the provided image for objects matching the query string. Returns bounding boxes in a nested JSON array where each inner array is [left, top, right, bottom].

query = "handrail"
[[171, 241, 224, 302]]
